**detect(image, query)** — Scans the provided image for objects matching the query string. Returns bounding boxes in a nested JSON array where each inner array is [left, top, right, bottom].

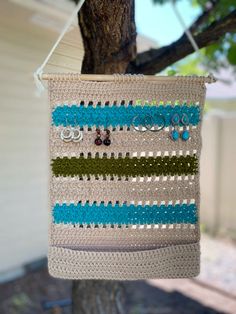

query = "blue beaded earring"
[[181, 113, 190, 141], [170, 113, 180, 141]]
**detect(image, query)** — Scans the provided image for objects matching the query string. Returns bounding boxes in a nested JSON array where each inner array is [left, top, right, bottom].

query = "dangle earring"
[[94, 128, 103, 146], [60, 115, 73, 142], [103, 129, 111, 146], [181, 113, 190, 141], [170, 113, 180, 141], [72, 117, 83, 143]]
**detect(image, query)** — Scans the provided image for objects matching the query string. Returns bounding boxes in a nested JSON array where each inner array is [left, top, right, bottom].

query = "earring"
[[72, 117, 83, 143], [131, 115, 147, 132], [181, 113, 190, 141], [60, 115, 73, 142], [60, 128, 73, 142], [170, 113, 180, 141], [144, 114, 166, 132], [95, 128, 103, 146], [103, 129, 111, 146], [72, 128, 83, 142]]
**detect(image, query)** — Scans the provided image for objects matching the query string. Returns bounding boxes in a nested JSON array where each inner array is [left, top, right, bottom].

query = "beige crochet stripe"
[[50, 174, 196, 182], [50, 175, 199, 205], [51, 224, 199, 251], [48, 242, 200, 280], [50, 126, 200, 159], [49, 80, 206, 108]]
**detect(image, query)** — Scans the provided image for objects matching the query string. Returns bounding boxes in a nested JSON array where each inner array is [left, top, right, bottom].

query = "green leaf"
[[167, 69, 177, 76], [227, 45, 236, 65]]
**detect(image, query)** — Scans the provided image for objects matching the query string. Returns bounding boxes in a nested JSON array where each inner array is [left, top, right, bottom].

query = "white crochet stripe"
[[48, 242, 200, 280], [50, 175, 199, 205], [50, 126, 200, 159]]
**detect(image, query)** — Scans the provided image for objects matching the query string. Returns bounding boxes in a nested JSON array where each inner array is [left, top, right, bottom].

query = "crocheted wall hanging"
[[47, 73, 215, 280]]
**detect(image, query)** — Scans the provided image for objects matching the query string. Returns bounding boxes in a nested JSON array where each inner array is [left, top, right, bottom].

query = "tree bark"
[[72, 1, 136, 313], [72, 280, 126, 314], [79, 0, 136, 74]]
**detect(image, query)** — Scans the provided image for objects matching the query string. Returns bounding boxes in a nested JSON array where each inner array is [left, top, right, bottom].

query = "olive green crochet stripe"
[[51, 155, 198, 177]]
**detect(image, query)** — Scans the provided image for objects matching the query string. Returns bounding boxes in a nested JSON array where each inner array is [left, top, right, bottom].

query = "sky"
[[135, 0, 200, 46]]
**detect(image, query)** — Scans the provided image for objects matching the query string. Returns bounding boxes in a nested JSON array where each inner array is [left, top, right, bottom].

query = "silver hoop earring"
[[131, 115, 147, 132], [60, 128, 73, 142], [144, 114, 166, 132], [72, 128, 83, 142], [60, 115, 73, 142], [72, 116, 83, 143]]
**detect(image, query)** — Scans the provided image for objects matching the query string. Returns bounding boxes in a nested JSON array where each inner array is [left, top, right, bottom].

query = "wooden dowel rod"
[[41, 73, 216, 83]]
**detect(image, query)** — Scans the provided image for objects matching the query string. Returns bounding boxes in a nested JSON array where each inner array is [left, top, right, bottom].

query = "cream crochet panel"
[[48, 74, 211, 280]]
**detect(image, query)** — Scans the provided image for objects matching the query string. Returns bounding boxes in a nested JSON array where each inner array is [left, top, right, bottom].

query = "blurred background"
[[0, 0, 236, 313]]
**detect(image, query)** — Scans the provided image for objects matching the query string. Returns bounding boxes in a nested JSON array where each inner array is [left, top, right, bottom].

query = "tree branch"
[[127, 9, 236, 75], [188, 0, 219, 35]]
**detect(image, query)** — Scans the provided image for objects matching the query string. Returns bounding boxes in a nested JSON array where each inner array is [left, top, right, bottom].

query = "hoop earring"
[[72, 128, 83, 142], [60, 114, 73, 142], [181, 113, 190, 141], [131, 115, 147, 132], [72, 116, 83, 143], [170, 113, 180, 141], [144, 114, 166, 132]]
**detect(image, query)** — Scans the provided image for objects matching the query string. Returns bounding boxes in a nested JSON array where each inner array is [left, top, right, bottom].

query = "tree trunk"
[[72, 1, 136, 313]]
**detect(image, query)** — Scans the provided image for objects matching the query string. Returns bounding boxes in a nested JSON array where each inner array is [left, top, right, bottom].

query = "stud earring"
[[94, 128, 102, 146], [72, 117, 83, 143], [103, 129, 111, 146], [181, 113, 190, 141], [60, 115, 73, 142], [170, 113, 180, 141]]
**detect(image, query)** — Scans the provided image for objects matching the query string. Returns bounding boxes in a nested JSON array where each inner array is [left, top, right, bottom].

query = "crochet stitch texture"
[[48, 75, 206, 280]]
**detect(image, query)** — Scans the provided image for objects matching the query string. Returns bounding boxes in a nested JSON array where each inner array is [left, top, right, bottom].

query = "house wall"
[[0, 1, 83, 281], [201, 112, 236, 238]]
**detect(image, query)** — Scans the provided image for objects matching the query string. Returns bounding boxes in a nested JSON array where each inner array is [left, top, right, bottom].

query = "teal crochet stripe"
[[51, 155, 198, 177], [52, 104, 201, 127], [52, 202, 198, 225]]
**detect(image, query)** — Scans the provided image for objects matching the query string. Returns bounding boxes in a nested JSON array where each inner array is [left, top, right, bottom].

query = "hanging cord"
[[171, 0, 200, 53], [171, 0, 215, 82], [33, 0, 86, 96]]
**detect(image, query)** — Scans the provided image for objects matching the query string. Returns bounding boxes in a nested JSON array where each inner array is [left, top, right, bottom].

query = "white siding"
[[0, 1, 84, 277]]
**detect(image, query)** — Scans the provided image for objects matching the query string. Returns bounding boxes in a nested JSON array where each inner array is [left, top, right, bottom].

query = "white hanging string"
[[171, 1, 215, 81], [171, 0, 200, 54], [33, 0, 86, 96]]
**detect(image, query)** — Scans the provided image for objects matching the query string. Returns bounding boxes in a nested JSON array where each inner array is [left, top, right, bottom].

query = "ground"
[[0, 234, 236, 314]]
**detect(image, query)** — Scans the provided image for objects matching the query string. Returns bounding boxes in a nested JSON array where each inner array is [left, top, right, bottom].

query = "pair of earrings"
[[95, 128, 111, 146], [170, 113, 190, 141], [60, 127, 83, 143]]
